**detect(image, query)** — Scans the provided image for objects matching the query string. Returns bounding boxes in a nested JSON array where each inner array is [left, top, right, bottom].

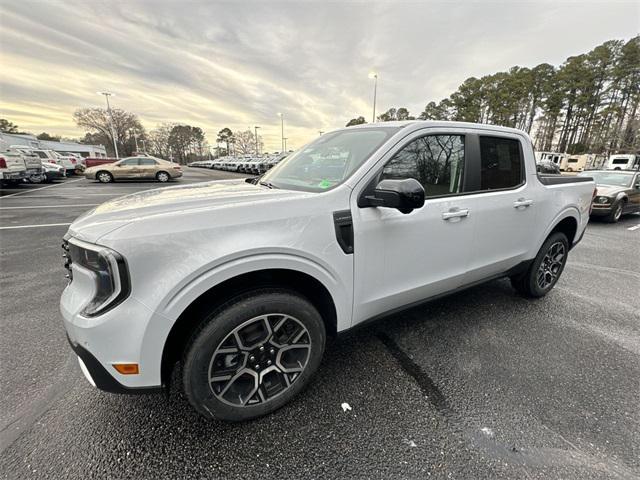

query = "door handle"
[[442, 208, 469, 220], [513, 198, 533, 208]]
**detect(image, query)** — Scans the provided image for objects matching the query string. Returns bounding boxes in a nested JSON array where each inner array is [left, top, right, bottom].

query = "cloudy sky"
[[1, 0, 639, 150]]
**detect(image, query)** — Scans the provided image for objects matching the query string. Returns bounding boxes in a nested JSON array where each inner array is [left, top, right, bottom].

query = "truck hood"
[[67, 179, 310, 242]]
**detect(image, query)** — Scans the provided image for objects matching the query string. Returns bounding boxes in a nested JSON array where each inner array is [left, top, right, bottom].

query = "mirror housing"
[[365, 178, 425, 214]]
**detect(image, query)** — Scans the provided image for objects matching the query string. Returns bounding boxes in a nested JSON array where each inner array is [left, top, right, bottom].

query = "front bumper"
[[590, 204, 614, 216], [66, 335, 162, 394]]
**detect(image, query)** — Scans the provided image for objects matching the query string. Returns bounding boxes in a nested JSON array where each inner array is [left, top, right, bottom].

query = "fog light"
[[113, 363, 139, 375]]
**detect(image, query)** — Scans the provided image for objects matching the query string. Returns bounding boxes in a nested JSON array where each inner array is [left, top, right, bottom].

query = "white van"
[[607, 154, 639, 170], [535, 151, 568, 171]]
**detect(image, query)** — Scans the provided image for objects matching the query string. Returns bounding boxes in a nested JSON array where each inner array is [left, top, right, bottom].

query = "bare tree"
[[233, 129, 263, 155], [73, 108, 144, 157]]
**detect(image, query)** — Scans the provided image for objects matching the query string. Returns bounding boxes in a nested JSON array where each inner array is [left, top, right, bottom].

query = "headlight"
[[64, 238, 130, 317], [595, 196, 610, 204]]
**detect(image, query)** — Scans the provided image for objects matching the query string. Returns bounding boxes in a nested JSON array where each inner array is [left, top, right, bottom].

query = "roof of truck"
[[340, 120, 531, 137]]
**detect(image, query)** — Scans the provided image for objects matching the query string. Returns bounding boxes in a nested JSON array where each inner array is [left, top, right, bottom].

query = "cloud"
[[1, 0, 638, 150]]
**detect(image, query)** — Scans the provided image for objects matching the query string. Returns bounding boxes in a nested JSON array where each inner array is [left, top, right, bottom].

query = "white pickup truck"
[[60, 121, 595, 421]]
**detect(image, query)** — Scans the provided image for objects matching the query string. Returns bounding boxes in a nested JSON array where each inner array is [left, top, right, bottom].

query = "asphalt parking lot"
[[1, 169, 639, 479]]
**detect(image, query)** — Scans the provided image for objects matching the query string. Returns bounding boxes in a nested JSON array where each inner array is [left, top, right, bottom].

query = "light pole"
[[318, 130, 324, 136], [277, 112, 284, 153], [254, 126, 261, 155], [130, 129, 139, 152], [97, 91, 119, 158], [283, 137, 288, 151], [368, 72, 378, 123]]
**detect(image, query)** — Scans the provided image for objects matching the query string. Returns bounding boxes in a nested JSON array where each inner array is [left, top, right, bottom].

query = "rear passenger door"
[[463, 134, 538, 283], [137, 157, 158, 179]]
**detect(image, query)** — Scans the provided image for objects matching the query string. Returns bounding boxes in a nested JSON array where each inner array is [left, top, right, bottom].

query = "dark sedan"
[[578, 170, 640, 222]]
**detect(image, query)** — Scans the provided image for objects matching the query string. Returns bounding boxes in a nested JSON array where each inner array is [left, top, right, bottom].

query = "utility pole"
[[368, 72, 378, 123], [254, 126, 261, 155], [278, 113, 284, 153], [97, 91, 119, 158], [131, 129, 139, 152]]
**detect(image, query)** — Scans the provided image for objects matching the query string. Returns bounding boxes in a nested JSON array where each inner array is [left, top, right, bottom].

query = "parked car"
[[41, 161, 66, 182], [536, 160, 561, 174], [0, 150, 28, 185], [7, 148, 45, 183], [13, 147, 77, 174], [578, 169, 640, 222], [61, 121, 595, 421], [84, 156, 183, 183]]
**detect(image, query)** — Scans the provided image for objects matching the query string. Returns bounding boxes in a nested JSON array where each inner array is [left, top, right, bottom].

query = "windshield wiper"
[[259, 181, 277, 189]]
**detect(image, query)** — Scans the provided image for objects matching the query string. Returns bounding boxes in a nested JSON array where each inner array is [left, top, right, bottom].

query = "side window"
[[381, 135, 465, 197], [138, 158, 157, 165], [479, 136, 523, 190], [119, 158, 139, 166]]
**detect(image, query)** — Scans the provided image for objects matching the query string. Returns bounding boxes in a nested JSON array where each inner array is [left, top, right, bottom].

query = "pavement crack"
[[376, 332, 452, 414]]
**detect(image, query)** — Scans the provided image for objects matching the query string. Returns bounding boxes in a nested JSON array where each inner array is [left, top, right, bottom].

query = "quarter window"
[[381, 135, 465, 197], [479, 136, 523, 190]]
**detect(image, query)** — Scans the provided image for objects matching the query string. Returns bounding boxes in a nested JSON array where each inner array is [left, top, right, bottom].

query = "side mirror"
[[365, 178, 425, 214]]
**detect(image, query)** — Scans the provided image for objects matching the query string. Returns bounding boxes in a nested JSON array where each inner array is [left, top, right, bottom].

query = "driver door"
[[350, 128, 476, 326]]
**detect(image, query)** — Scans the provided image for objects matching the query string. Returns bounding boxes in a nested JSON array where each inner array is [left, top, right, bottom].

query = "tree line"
[[346, 36, 640, 155]]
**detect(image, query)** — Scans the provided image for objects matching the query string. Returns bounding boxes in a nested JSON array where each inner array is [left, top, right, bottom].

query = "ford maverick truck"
[[60, 121, 595, 421]]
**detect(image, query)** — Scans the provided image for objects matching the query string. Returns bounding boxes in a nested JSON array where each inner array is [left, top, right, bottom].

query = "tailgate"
[[1, 154, 26, 172]]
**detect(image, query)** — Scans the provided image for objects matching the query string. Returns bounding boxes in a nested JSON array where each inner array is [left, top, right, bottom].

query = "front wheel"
[[97, 171, 113, 183], [510, 232, 569, 298], [605, 201, 624, 223], [183, 290, 326, 421]]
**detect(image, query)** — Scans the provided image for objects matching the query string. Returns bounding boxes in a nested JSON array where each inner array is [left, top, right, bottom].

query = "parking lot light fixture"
[[368, 72, 378, 123], [278, 113, 284, 153], [97, 91, 119, 158]]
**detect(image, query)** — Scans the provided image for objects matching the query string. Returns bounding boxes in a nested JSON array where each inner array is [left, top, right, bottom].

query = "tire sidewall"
[[183, 291, 326, 422], [527, 232, 569, 297], [97, 171, 112, 183]]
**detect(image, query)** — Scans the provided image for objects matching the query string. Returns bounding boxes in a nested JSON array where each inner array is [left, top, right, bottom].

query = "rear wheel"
[[156, 171, 170, 182], [182, 289, 326, 421], [97, 171, 113, 183], [510, 232, 569, 298]]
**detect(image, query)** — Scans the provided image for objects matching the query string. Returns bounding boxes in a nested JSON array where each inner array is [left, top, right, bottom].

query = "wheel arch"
[[160, 268, 338, 388], [548, 214, 578, 249]]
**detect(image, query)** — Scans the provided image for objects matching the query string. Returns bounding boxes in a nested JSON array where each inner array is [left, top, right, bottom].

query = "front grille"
[[62, 240, 72, 281]]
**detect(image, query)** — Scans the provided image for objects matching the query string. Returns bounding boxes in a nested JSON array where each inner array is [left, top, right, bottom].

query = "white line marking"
[[627, 224, 640, 231], [0, 204, 98, 210], [0, 222, 72, 230], [1, 179, 84, 198]]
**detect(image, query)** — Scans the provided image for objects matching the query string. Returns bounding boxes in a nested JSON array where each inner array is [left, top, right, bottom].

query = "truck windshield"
[[578, 171, 633, 187], [261, 127, 400, 192]]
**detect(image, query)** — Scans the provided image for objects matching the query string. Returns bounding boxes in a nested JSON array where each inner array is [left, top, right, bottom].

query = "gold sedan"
[[85, 156, 183, 183]]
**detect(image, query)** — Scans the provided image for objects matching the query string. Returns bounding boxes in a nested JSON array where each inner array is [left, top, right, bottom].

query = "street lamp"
[[97, 91, 119, 158], [254, 126, 261, 155], [368, 72, 378, 123], [283, 137, 288, 151], [277, 112, 284, 153], [130, 129, 139, 152]]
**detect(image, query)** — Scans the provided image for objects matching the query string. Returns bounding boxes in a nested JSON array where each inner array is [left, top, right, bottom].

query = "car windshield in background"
[[261, 127, 401, 192], [578, 171, 633, 187]]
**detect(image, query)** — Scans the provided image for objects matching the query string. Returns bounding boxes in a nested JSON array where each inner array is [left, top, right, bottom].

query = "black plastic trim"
[[66, 335, 163, 395], [333, 210, 354, 254], [537, 174, 593, 185]]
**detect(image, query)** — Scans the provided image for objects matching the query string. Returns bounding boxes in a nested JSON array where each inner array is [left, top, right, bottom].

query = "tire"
[[605, 201, 624, 223], [183, 289, 326, 421], [28, 174, 44, 184], [97, 171, 113, 183], [156, 171, 170, 182], [566, 167, 573, 172], [510, 232, 569, 298]]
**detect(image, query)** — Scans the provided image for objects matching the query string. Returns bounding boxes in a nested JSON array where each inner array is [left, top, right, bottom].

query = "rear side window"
[[138, 158, 157, 165], [612, 158, 629, 165], [381, 135, 465, 197], [479, 136, 523, 190]]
